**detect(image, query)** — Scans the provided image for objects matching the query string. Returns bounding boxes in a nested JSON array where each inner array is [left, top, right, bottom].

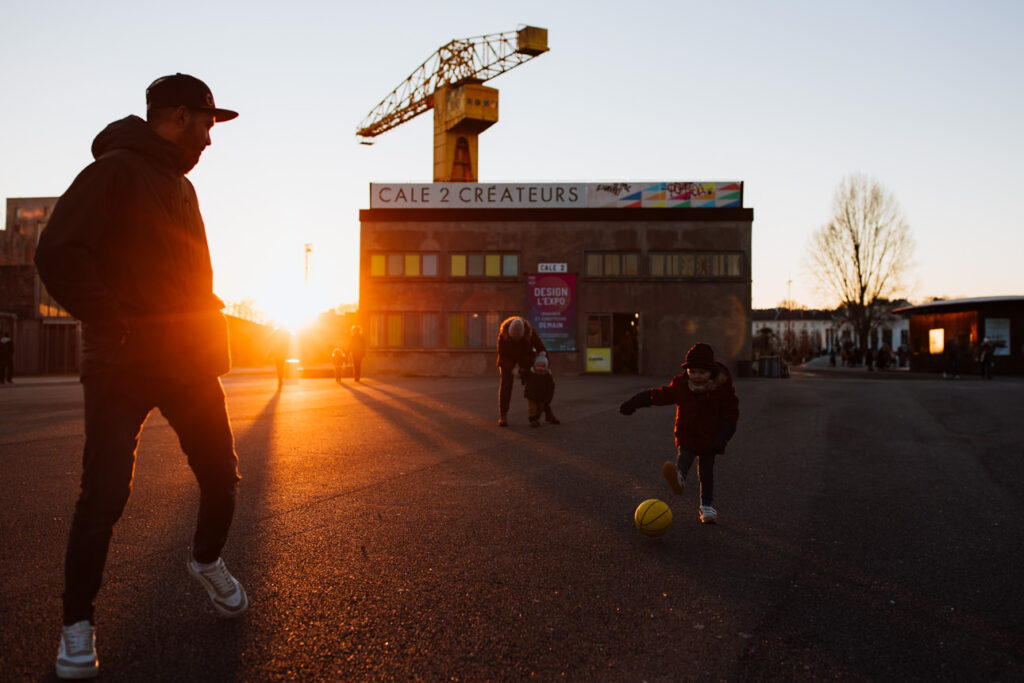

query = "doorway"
[[585, 312, 640, 373]]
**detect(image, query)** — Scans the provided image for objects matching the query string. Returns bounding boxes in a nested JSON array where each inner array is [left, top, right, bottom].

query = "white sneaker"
[[187, 555, 249, 618], [56, 620, 98, 679], [699, 505, 718, 524]]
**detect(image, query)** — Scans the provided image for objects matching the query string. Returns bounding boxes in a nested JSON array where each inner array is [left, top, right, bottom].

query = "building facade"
[[1, 197, 80, 375], [752, 305, 910, 359], [896, 296, 1024, 375], [3, 196, 278, 376], [357, 182, 753, 378]]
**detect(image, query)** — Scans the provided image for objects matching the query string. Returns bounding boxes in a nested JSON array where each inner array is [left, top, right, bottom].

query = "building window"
[[422, 313, 440, 347], [404, 313, 420, 347], [447, 313, 488, 347], [485, 311, 501, 346], [448, 313, 466, 347], [38, 284, 72, 318], [649, 251, 742, 278], [386, 313, 403, 347], [369, 252, 439, 277], [368, 311, 514, 349], [929, 328, 944, 354], [447, 311, 514, 348], [585, 252, 640, 277], [369, 312, 443, 348], [450, 253, 518, 277]]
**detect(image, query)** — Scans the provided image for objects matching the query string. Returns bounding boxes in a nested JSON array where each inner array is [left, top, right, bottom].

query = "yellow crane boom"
[[357, 26, 548, 182]]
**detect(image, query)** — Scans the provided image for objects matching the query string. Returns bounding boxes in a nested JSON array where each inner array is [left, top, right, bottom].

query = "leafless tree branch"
[[803, 174, 915, 348]]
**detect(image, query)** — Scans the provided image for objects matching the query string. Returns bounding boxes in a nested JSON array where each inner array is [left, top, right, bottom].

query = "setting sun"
[[260, 284, 335, 332]]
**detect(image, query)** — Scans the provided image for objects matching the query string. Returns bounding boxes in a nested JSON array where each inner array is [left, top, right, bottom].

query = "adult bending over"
[[496, 316, 547, 426]]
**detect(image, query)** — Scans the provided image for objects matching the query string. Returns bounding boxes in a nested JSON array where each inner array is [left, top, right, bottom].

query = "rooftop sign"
[[369, 182, 742, 209]]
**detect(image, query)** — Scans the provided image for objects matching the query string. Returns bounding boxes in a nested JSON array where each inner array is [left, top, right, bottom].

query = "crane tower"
[[357, 26, 549, 182]]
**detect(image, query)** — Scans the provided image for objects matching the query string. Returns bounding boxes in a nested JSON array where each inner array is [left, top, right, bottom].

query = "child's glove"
[[710, 421, 737, 454], [618, 390, 652, 415]]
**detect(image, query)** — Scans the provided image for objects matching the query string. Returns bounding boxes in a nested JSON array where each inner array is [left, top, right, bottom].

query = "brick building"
[[357, 182, 753, 378], [3, 196, 275, 376], [1, 197, 79, 375]]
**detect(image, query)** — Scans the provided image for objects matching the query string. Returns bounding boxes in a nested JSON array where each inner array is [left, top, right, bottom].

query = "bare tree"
[[806, 174, 914, 349]]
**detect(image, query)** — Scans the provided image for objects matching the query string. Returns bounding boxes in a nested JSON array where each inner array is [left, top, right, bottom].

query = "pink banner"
[[526, 273, 576, 351]]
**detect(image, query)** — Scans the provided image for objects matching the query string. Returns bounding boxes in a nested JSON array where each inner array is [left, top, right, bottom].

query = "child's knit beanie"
[[681, 343, 715, 370]]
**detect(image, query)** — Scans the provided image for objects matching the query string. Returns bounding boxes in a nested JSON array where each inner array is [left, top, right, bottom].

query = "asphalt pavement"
[[1, 368, 1022, 681]]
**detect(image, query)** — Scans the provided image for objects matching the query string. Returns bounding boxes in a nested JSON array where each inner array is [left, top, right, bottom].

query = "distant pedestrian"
[[347, 326, 366, 382], [33, 73, 247, 680], [267, 327, 291, 390], [524, 353, 559, 427], [943, 339, 959, 379], [866, 348, 875, 372], [0, 331, 13, 384], [877, 344, 891, 371], [331, 347, 346, 383], [618, 342, 739, 524], [979, 338, 995, 380], [496, 316, 547, 426]]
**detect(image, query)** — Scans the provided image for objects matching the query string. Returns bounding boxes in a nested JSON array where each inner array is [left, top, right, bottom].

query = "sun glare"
[[261, 286, 332, 332]]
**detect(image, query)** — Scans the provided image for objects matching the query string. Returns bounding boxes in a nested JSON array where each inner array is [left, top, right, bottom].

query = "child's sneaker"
[[661, 462, 684, 495], [187, 554, 249, 618], [56, 620, 98, 679], [544, 411, 560, 425], [529, 419, 540, 428], [699, 505, 718, 524]]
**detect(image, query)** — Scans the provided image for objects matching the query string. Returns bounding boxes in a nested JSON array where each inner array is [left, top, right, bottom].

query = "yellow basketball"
[[634, 499, 673, 536]]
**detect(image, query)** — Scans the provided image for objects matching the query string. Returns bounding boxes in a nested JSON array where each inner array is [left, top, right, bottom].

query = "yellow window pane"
[[586, 253, 603, 276], [679, 254, 695, 276], [485, 254, 501, 276], [696, 254, 710, 276], [448, 313, 466, 347], [369, 314, 385, 346], [649, 254, 664, 277], [727, 254, 741, 276], [371, 254, 386, 277], [387, 314, 403, 347], [405, 254, 420, 276], [451, 254, 466, 277], [929, 328, 944, 354]]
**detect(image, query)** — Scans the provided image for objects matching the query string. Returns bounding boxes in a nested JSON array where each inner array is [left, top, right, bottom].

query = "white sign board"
[[985, 318, 1011, 356], [369, 182, 743, 209], [538, 263, 567, 273]]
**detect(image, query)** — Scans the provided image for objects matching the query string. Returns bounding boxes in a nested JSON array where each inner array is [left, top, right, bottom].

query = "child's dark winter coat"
[[524, 366, 555, 405], [524, 359, 559, 426], [649, 362, 739, 454]]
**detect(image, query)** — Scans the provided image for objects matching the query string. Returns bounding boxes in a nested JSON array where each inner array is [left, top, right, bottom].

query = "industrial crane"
[[356, 26, 549, 182]]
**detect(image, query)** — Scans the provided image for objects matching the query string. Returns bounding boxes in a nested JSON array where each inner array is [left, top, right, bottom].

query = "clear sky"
[[3, 0, 1022, 325]]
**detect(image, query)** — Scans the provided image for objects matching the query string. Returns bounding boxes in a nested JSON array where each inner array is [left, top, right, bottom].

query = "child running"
[[618, 342, 738, 523]]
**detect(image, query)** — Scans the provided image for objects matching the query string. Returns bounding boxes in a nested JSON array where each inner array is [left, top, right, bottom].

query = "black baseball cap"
[[146, 73, 238, 121]]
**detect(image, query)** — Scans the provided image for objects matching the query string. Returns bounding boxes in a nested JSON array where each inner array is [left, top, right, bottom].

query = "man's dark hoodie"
[[35, 115, 230, 378]]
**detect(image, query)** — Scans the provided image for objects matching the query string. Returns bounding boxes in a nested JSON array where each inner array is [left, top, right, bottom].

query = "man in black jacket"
[[35, 74, 247, 680]]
